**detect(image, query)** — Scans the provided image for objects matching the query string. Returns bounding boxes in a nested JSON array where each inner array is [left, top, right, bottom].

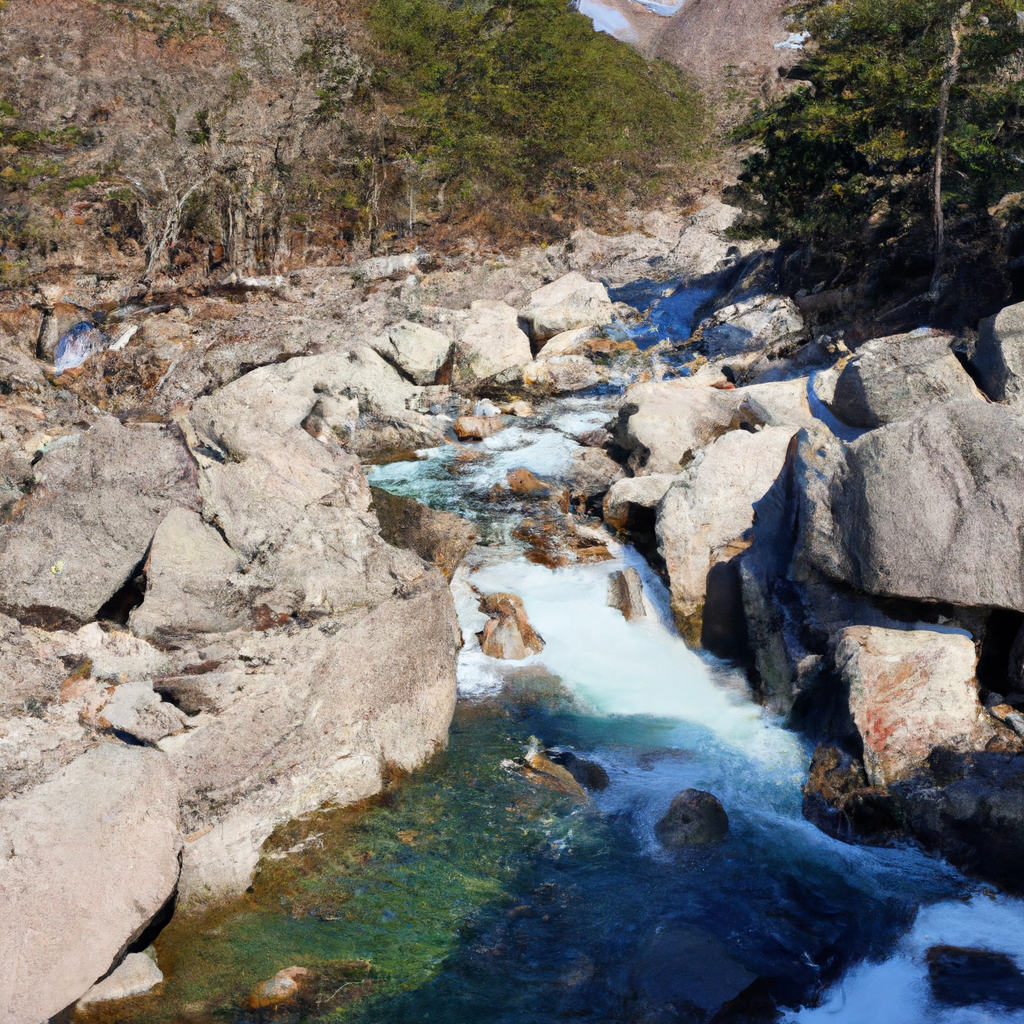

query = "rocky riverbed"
[[3, 202, 1024, 1022]]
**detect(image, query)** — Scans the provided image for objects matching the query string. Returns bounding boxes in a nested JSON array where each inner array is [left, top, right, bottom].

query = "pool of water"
[[89, 399, 1024, 1024]]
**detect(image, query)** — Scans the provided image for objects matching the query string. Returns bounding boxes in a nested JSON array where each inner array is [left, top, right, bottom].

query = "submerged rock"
[[246, 966, 315, 1009], [523, 749, 591, 802], [654, 788, 729, 847], [927, 946, 1024, 1008], [77, 952, 163, 1005], [547, 749, 610, 791], [477, 592, 545, 660]]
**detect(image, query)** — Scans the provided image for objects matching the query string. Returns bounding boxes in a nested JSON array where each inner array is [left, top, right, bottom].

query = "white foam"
[[786, 895, 1024, 1023]]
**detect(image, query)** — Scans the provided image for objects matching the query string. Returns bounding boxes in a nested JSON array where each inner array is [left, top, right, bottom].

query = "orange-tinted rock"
[[454, 415, 504, 440], [506, 468, 549, 495], [477, 592, 544, 660]]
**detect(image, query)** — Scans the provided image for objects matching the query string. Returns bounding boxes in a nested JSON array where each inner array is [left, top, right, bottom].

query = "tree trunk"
[[929, 2, 971, 300]]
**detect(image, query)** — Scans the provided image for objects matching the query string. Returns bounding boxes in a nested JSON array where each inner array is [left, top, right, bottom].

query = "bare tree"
[[929, 1, 972, 300]]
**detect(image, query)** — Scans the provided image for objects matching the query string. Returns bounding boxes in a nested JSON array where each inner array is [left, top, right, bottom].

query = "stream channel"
[[92, 283, 1024, 1024]]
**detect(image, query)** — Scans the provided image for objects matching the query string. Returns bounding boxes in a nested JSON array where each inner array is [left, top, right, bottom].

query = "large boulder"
[[830, 329, 984, 428], [521, 354, 605, 394], [129, 507, 254, 638], [0, 743, 181, 1024], [170, 578, 460, 900], [370, 320, 451, 386], [970, 300, 1024, 403], [834, 626, 996, 786], [452, 300, 532, 383], [521, 272, 616, 346], [657, 425, 796, 633], [0, 417, 198, 626], [697, 294, 804, 360], [618, 376, 815, 475], [801, 402, 1024, 611], [183, 350, 432, 621], [659, 423, 794, 630]]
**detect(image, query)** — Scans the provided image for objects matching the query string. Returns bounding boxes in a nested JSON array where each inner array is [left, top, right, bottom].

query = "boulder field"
[[3, 198, 1024, 1019]]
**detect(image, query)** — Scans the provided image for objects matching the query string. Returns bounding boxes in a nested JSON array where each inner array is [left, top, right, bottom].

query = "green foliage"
[[188, 109, 212, 146], [735, 0, 1024, 245], [65, 174, 99, 191], [363, 0, 707, 201]]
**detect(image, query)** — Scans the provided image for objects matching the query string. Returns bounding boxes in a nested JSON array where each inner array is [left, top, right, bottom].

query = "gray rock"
[[185, 351, 433, 621], [370, 320, 451, 386], [654, 788, 729, 846], [96, 681, 189, 747], [0, 417, 198, 626], [130, 508, 254, 638], [830, 329, 984, 427], [566, 446, 625, 501], [657, 425, 795, 630], [0, 743, 181, 1024], [77, 952, 163, 1005], [603, 474, 678, 531], [521, 354, 605, 394], [452, 301, 533, 383], [803, 402, 1024, 611], [521, 272, 616, 345], [970, 300, 1024, 403], [698, 294, 804, 360], [171, 580, 460, 901], [606, 568, 646, 621], [619, 376, 814, 475]]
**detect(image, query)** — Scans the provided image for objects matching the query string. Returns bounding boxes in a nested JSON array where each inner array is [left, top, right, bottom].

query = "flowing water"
[[88, 285, 1024, 1024]]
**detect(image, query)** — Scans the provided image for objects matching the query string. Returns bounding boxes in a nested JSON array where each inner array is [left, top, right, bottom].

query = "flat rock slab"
[[77, 952, 163, 1005], [0, 417, 198, 626], [0, 743, 180, 1024]]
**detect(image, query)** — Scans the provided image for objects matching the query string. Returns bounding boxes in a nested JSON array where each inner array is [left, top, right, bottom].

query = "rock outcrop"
[[829, 329, 984, 428], [0, 743, 181, 1024], [0, 417, 198, 627], [834, 626, 995, 786], [970, 300, 1024, 403]]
